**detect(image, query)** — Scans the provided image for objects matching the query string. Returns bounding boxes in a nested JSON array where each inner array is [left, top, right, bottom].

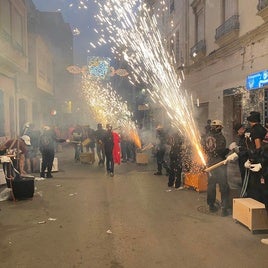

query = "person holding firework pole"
[[204, 120, 230, 216]]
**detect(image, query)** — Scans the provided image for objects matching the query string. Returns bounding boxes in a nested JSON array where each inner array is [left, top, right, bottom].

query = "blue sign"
[[246, 69, 268, 90]]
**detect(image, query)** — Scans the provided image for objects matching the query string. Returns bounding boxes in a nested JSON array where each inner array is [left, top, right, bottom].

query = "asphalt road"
[[0, 145, 268, 268]]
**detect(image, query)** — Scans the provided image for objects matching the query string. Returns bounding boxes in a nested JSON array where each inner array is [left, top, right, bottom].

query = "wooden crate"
[[216, 185, 240, 208], [233, 198, 268, 232], [136, 153, 149, 164], [184, 172, 208, 192], [80, 153, 95, 164]]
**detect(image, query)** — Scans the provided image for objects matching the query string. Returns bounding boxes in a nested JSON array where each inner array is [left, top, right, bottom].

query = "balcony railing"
[[257, 0, 268, 20], [215, 15, 240, 41], [257, 0, 268, 11], [190, 39, 206, 59], [0, 29, 11, 42]]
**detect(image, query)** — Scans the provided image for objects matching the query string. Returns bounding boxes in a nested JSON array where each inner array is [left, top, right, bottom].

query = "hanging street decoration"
[[67, 57, 128, 78]]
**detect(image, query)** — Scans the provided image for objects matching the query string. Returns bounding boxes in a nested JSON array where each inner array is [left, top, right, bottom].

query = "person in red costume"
[[112, 130, 121, 165], [103, 124, 120, 177]]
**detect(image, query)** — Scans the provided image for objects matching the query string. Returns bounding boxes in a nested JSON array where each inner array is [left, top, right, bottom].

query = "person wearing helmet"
[[204, 119, 229, 216]]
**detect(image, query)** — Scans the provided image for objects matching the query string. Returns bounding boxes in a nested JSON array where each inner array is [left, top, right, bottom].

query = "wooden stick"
[[204, 160, 226, 172]]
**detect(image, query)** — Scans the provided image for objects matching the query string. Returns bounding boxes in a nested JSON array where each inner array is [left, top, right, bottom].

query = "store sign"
[[246, 69, 268, 90]]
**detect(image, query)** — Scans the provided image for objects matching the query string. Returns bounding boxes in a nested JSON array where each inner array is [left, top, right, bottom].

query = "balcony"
[[190, 39, 206, 61], [257, 0, 268, 21], [215, 15, 240, 47], [0, 28, 28, 72]]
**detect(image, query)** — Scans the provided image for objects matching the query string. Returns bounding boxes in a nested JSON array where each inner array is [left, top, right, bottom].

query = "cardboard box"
[[40, 157, 59, 172], [184, 172, 208, 192], [233, 198, 268, 232], [80, 153, 95, 164], [136, 153, 149, 164]]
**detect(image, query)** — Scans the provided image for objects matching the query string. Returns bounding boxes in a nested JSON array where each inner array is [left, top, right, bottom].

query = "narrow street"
[[0, 145, 268, 268]]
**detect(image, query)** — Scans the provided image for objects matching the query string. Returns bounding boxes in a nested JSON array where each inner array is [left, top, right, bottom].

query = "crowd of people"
[[149, 111, 268, 245], [1, 111, 268, 244]]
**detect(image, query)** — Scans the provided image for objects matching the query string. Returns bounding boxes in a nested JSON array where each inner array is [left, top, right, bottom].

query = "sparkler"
[[80, 74, 141, 148], [68, 0, 89, 10], [94, 0, 206, 167]]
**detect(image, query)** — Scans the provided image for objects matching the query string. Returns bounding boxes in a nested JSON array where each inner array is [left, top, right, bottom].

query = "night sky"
[[32, 0, 111, 65]]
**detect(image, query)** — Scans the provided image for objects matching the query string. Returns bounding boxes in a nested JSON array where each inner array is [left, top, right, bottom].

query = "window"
[[222, 0, 238, 22], [13, 8, 23, 51], [196, 6, 204, 42], [9, 96, 15, 137], [0, 90, 5, 136], [192, 0, 205, 43], [170, 0, 175, 14], [0, 0, 11, 40], [32, 102, 39, 125]]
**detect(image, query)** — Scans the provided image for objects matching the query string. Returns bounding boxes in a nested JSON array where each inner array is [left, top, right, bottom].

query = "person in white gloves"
[[244, 112, 267, 200], [259, 145, 268, 245], [243, 112, 268, 245], [251, 144, 268, 245], [229, 123, 249, 185]]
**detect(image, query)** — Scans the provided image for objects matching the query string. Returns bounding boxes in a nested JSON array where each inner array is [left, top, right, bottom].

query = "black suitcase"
[[6, 176, 35, 200], [3, 162, 35, 200]]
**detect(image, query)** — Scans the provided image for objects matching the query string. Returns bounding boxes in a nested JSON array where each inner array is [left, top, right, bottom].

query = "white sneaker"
[[261, 238, 268, 245], [175, 186, 184, 190]]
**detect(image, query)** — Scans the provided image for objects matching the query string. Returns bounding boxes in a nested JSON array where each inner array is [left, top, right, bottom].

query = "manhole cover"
[[197, 201, 222, 216]]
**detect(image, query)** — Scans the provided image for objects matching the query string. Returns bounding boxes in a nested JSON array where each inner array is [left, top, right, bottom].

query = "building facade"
[[0, 0, 28, 137], [148, 0, 268, 143], [0, 0, 74, 140]]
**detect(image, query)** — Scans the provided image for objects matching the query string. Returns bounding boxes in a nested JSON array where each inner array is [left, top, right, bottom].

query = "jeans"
[[207, 165, 229, 209]]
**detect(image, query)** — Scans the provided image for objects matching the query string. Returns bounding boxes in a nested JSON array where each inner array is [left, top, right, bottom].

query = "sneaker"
[[209, 205, 218, 213], [221, 208, 228, 217], [154, 172, 162, 175], [261, 238, 268, 245], [46, 174, 53, 179], [110, 172, 114, 177], [175, 186, 184, 190]]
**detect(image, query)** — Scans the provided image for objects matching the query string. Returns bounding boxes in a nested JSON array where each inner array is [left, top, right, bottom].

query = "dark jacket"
[[204, 131, 227, 165], [39, 129, 57, 152]]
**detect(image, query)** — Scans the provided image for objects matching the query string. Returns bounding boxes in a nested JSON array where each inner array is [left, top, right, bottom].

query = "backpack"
[[40, 134, 51, 148], [72, 132, 82, 141]]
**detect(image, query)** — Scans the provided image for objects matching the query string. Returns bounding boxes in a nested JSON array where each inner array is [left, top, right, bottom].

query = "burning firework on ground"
[[93, 0, 206, 167]]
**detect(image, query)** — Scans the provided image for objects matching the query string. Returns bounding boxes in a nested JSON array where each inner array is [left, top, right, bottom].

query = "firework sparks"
[[68, 0, 89, 10], [73, 27, 80, 36], [94, 0, 206, 166], [81, 74, 141, 148]]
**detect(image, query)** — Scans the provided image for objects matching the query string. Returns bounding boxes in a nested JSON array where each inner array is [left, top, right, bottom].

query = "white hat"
[[21, 135, 31, 146], [211, 120, 223, 127], [156, 124, 163, 130]]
